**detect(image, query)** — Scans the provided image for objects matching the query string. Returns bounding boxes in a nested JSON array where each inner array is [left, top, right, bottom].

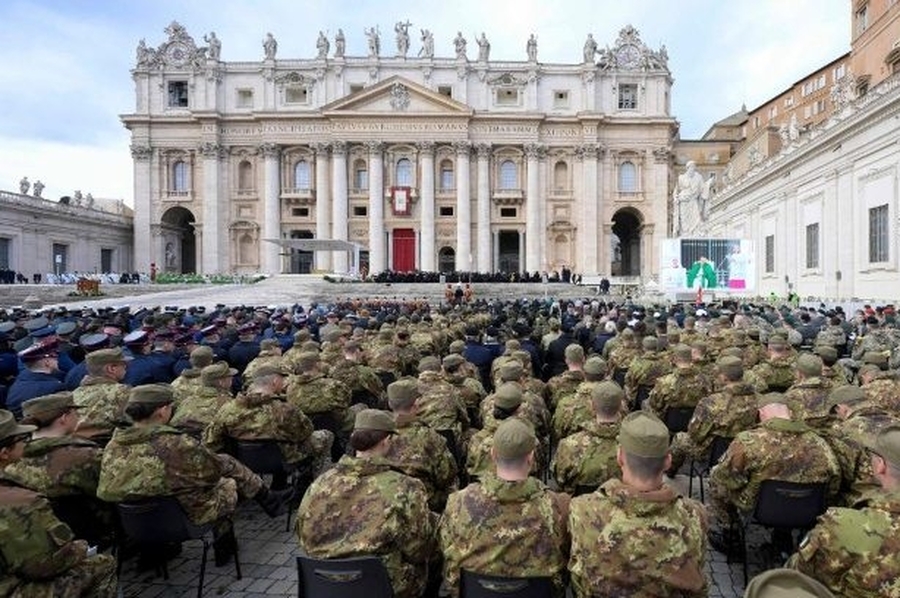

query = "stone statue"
[[583, 34, 597, 63], [788, 113, 800, 142], [597, 45, 616, 70], [19, 177, 29, 195], [475, 32, 490, 62], [526, 34, 538, 62], [365, 26, 380, 57], [263, 32, 277, 60], [203, 32, 221, 60], [135, 39, 156, 67], [32, 180, 44, 198], [419, 29, 434, 58], [316, 31, 329, 59], [453, 32, 467, 60], [674, 161, 709, 237], [779, 123, 790, 146], [165, 243, 176, 268], [395, 21, 411, 57], [334, 29, 345, 58], [85, 193, 95, 208], [73, 190, 83, 206]]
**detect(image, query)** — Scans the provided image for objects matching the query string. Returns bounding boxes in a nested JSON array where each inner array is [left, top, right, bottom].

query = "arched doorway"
[[160, 207, 196, 273], [438, 246, 455, 273], [611, 209, 642, 276], [289, 230, 314, 274]]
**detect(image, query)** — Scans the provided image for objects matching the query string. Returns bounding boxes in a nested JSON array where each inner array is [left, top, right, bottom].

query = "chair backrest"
[[229, 438, 287, 475], [573, 485, 599, 497], [297, 555, 393, 598], [663, 406, 695, 434], [753, 480, 828, 529], [49, 494, 116, 549], [117, 496, 209, 544], [707, 436, 733, 468], [460, 570, 553, 598]]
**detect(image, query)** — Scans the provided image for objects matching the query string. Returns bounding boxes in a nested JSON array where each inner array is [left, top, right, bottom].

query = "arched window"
[[618, 161, 637, 192], [172, 160, 188, 192], [238, 160, 253, 191], [395, 158, 413, 186], [439, 159, 454, 191], [499, 160, 517, 190], [353, 159, 368, 191], [553, 161, 568, 191], [294, 160, 311, 190]]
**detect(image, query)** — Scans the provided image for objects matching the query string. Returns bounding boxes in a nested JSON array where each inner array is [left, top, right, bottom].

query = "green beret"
[[128, 384, 174, 406], [201, 361, 238, 384], [642, 336, 658, 351], [86, 348, 131, 368], [591, 381, 624, 411], [22, 392, 79, 423], [418, 356, 441, 373], [584, 356, 607, 376], [354, 409, 396, 433], [564, 344, 585, 363], [0, 410, 36, 442], [494, 383, 523, 410], [189, 346, 215, 367], [443, 354, 466, 369], [717, 355, 744, 379], [796, 354, 823, 377], [251, 362, 290, 379], [618, 411, 669, 458], [498, 361, 524, 382], [493, 418, 537, 460], [743, 568, 835, 598], [387, 378, 421, 409], [863, 351, 889, 369], [673, 344, 692, 361], [814, 345, 838, 363], [826, 385, 868, 410], [864, 425, 900, 469]]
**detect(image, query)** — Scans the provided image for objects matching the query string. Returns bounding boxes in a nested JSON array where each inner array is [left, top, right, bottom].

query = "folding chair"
[[663, 406, 695, 436], [49, 494, 117, 551], [297, 555, 393, 598], [460, 570, 553, 598], [688, 435, 732, 502]]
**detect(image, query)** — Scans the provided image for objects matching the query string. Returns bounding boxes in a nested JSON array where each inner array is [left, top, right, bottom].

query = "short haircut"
[[623, 450, 667, 481], [124, 401, 167, 422], [349, 429, 390, 452], [493, 405, 517, 421]]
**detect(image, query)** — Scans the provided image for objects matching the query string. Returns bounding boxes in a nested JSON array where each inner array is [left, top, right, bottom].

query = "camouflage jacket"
[[821, 365, 850, 388], [72, 375, 131, 439], [828, 406, 900, 505], [203, 391, 314, 465], [285, 371, 351, 415], [242, 354, 283, 385], [851, 328, 897, 362], [98, 424, 236, 525], [709, 418, 840, 514], [624, 355, 672, 406], [863, 374, 900, 415], [552, 420, 621, 495], [551, 381, 600, 443], [816, 325, 847, 348], [546, 370, 586, 411], [607, 344, 639, 377], [784, 377, 833, 423], [297, 455, 435, 598], [787, 489, 900, 598], [417, 371, 470, 437], [386, 414, 458, 511], [569, 478, 708, 598], [683, 382, 760, 457], [440, 473, 570, 597], [3, 436, 102, 498], [169, 385, 232, 434], [444, 371, 487, 412], [329, 359, 384, 407], [171, 368, 203, 401], [647, 365, 713, 417], [481, 386, 550, 439], [466, 418, 542, 479], [750, 356, 797, 392]]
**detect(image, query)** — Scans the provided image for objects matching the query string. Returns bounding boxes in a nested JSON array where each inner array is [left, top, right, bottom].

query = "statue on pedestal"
[[203, 32, 221, 60], [674, 161, 710, 237], [32, 180, 44, 198], [395, 21, 411, 57], [316, 31, 329, 59], [263, 32, 277, 60], [583, 34, 597, 63], [526, 34, 538, 62], [19, 177, 29, 195], [334, 29, 346, 58], [419, 29, 434, 58], [476, 32, 490, 62], [453, 32, 467, 60], [365, 26, 380, 57]]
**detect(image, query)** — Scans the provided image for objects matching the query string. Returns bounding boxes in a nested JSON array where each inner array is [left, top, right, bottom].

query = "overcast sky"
[[0, 0, 849, 205]]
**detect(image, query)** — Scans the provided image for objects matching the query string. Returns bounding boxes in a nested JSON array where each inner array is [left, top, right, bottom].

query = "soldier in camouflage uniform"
[[859, 352, 900, 415], [170, 345, 214, 401], [169, 361, 236, 436], [607, 328, 640, 387], [546, 344, 586, 411], [384, 378, 458, 511], [646, 344, 714, 419], [624, 336, 672, 411], [440, 418, 570, 597], [442, 353, 487, 425], [297, 409, 436, 598], [816, 316, 848, 356], [670, 356, 761, 472], [489, 339, 523, 384], [850, 315, 898, 362], [787, 425, 900, 597], [749, 335, 798, 392], [815, 345, 850, 388], [415, 356, 470, 444], [552, 356, 607, 443], [0, 409, 118, 598], [281, 329, 314, 373], [368, 328, 404, 385], [707, 396, 840, 544], [568, 411, 708, 598], [784, 353, 833, 426], [285, 352, 353, 455], [71, 347, 132, 444], [329, 340, 384, 408], [241, 338, 283, 386], [480, 361, 550, 440], [553, 382, 623, 494], [468, 384, 541, 479]]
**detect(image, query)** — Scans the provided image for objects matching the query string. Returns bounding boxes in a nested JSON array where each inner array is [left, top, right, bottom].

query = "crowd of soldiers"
[[0, 295, 899, 597]]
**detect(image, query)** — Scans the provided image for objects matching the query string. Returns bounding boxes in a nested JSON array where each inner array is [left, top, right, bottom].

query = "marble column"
[[417, 141, 436, 272], [199, 142, 223, 274], [455, 141, 472, 271], [331, 142, 349, 273], [130, 144, 152, 273], [260, 143, 281, 274], [524, 143, 542, 273], [578, 143, 600, 274], [313, 142, 331, 272], [367, 141, 385, 274], [475, 143, 491, 272]]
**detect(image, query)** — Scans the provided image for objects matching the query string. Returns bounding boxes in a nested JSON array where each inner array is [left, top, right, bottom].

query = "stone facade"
[[124, 22, 676, 277]]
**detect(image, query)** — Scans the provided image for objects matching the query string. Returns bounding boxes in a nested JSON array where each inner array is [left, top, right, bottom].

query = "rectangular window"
[[618, 84, 637, 110], [769, 105, 778, 119], [52, 243, 68, 274], [869, 204, 889, 263], [291, 207, 310, 217], [439, 206, 454, 217], [857, 5, 869, 35], [354, 168, 368, 192], [353, 206, 368, 217], [500, 207, 517, 218], [496, 88, 520, 106], [765, 235, 775, 273], [0, 238, 9, 269], [803, 105, 812, 119], [833, 64, 846, 80], [784, 96, 794, 107], [805, 223, 819, 269], [167, 81, 188, 108], [438, 85, 452, 98], [440, 166, 454, 191], [553, 90, 569, 108], [285, 87, 308, 104], [100, 248, 113, 273], [236, 89, 254, 108], [349, 84, 364, 94]]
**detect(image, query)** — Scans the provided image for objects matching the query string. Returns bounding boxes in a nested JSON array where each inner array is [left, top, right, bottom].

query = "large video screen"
[[659, 238, 755, 292]]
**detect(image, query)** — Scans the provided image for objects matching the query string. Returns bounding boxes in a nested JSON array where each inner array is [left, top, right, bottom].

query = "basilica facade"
[[124, 22, 675, 277]]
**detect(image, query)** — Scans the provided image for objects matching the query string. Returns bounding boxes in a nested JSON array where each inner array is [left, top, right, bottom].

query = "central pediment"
[[321, 76, 473, 116]]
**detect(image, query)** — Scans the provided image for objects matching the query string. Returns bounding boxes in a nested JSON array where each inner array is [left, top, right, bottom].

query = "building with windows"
[[124, 22, 676, 277]]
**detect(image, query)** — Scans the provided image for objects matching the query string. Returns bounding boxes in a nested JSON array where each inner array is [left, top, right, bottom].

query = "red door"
[[392, 229, 416, 272]]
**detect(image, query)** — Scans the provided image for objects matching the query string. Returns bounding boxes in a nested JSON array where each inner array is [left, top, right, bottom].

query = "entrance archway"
[[498, 231, 521, 273], [289, 230, 314, 273], [160, 207, 196, 273], [611, 209, 642, 276], [438, 246, 455, 273]]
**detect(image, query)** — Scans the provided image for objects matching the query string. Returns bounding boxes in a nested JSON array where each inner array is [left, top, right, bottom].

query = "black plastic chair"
[[436, 428, 467, 487], [663, 406, 695, 436], [735, 480, 828, 585], [116, 496, 241, 598], [49, 494, 117, 551], [460, 570, 553, 598], [689, 435, 732, 502], [297, 555, 393, 598], [573, 484, 599, 497]]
